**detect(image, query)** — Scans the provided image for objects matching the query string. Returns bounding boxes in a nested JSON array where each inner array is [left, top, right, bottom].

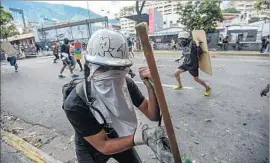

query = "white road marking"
[[134, 81, 194, 89]]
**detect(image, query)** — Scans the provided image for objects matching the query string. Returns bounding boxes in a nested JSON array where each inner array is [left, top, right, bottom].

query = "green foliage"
[[222, 8, 241, 13], [0, 24, 19, 39], [254, 0, 270, 17], [0, 5, 13, 26], [0, 5, 19, 39], [178, 0, 223, 33], [248, 17, 261, 23]]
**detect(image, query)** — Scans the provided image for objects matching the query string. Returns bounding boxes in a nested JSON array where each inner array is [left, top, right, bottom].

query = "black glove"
[[261, 84, 270, 97]]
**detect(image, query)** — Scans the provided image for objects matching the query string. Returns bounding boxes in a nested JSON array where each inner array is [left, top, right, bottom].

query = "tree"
[[222, 8, 241, 13], [135, 1, 146, 23], [119, 6, 135, 17], [135, 1, 146, 50], [1, 24, 19, 39], [0, 5, 13, 27], [254, 0, 270, 18], [0, 5, 19, 39], [178, 0, 223, 33]]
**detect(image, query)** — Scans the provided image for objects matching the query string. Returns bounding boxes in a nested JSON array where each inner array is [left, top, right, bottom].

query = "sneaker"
[[204, 86, 211, 96], [173, 86, 184, 90], [71, 74, 79, 78], [15, 70, 18, 72], [80, 69, 83, 72], [58, 74, 65, 78]]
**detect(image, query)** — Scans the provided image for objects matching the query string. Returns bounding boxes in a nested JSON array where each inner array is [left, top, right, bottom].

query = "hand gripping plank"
[[135, 22, 182, 163]]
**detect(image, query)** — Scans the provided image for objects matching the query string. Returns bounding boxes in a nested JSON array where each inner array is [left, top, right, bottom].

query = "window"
[[163, 21, 166, 25], [170, 21, 173, 24], [177, 20, 180, 23]]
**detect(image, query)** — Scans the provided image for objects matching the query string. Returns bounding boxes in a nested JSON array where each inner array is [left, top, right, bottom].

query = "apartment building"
[[120, 1, 185, 33], [140, 1, 184, 28]]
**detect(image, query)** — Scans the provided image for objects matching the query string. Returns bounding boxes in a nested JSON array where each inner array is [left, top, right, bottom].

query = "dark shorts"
[[62, 56, 75, 66], [129, 47, 132, 52], [178, 64, 199, 77]]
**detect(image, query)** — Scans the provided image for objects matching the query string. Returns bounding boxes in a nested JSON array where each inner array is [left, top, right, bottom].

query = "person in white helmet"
[[173, 31, 211, 96], [63, 29, 172, 163]]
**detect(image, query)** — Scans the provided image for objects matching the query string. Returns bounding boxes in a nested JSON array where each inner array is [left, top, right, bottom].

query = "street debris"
[[204, 119, 212, 122], [194, 141, 199, 145], [70, 135, 75, 142]]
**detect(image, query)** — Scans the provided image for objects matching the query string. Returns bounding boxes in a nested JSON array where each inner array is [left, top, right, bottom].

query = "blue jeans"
[[8, 56, 18, 70]]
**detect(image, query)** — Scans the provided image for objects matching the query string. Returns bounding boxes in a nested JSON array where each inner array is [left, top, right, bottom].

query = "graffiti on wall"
[[37, 24, 104, 42]]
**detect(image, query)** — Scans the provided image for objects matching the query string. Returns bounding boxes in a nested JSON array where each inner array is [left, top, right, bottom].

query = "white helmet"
[[86, 29, 132, 67], [178, 31, 190, 39]]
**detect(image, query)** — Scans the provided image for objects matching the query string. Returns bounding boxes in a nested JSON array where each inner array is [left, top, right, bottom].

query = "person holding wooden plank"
[[173, 31, 211, 96], [62, 29, 172, 163]]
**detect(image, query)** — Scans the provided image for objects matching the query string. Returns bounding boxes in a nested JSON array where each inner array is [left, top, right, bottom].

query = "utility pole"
[[86, 1, 92, 37], [9, 8, 26, 31]]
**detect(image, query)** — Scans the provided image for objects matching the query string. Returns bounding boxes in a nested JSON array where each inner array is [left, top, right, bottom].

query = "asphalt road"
[[1, 140, 33, 163], [1, 54, 269, 163]]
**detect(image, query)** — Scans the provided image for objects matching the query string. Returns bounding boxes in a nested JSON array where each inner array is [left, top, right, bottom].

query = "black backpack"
[[62, 78, 108, 125], [62, 78, 163, 127]]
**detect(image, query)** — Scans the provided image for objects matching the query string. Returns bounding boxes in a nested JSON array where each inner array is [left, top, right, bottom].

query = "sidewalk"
[[1, 111, 157, 163], [134, 50, 269, 56]]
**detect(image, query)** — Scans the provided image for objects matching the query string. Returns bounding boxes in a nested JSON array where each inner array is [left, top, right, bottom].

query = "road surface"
[[1, 54, 269, 163]]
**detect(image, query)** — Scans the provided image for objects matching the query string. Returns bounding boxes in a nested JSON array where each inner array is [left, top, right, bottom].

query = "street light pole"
[[86, 1, 92, 37]]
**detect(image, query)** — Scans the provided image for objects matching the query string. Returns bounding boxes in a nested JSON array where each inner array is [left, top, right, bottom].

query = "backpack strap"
[[75, 81, 108, 125]]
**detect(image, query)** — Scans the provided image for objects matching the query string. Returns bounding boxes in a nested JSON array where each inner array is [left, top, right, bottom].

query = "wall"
[[36, 24, 104, 43], [151, 42, 262, 51]]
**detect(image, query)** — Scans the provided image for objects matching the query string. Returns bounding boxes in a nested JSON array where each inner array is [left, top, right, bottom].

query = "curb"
[[134, 51, 269, 57], [1, 130, 63, 163]]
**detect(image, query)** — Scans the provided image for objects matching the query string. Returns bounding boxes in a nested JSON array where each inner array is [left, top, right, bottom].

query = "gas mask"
[[179, 38, 191, 47]]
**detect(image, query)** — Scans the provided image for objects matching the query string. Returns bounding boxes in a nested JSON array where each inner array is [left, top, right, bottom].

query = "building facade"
[[119, 1, 185, 32]]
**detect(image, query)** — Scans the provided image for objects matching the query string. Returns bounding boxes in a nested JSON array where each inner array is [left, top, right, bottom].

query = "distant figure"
[[1, 41, 19, 72], [223, 36, 229, 51], [171, 39, 177, 50], [261, 36, 267, 53], [35, 43, 40, 54], [236, 36, 241, 51], [266, 35, 270, 53], [71, 41, 83, 71], [127, 37, 134, 58], [58, 38, 78, 78], [7, 56, 18, 72], [52, 44, 59, 63], [132, 38, 137, 51]]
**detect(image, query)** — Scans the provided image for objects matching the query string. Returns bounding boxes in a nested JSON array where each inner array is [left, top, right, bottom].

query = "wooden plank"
[[135, 22, 182, 163], [192, 30, 212, 76]]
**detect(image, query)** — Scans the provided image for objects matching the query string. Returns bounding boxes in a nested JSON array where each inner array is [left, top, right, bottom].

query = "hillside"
[[1, 1, 118, 23]]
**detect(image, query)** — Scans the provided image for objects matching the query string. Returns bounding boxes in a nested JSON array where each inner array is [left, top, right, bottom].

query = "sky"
[[42, 1, 135, 19], [42, 1, 230, 19]]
